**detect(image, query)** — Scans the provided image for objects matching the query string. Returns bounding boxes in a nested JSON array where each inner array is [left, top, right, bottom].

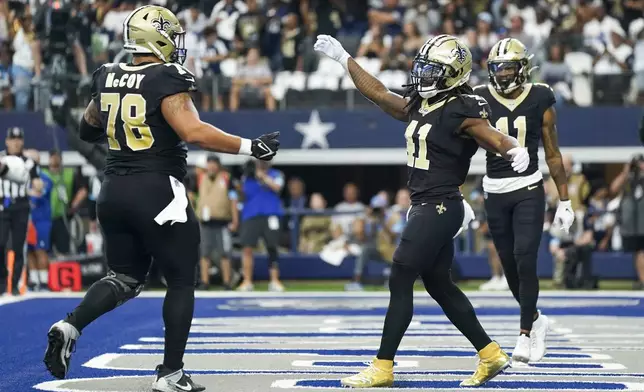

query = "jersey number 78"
[[101, 93, 155, 151]]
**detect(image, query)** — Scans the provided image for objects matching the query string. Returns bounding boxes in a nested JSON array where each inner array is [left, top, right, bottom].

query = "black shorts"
[[484, 181, 545, 257], [240, 216, 280, 248], [97, 173, 200, 287], [393, 199, 463, 272], [623, 235, 644, 252]]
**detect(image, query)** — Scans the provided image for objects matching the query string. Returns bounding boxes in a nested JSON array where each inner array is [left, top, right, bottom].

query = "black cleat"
[[43, 320, 80, 379]]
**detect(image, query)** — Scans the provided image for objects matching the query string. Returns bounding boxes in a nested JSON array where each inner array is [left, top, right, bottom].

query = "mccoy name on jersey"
[[474, 83, 555, 179], [406, 93, 491, 204], [90, 61, 197, 180]]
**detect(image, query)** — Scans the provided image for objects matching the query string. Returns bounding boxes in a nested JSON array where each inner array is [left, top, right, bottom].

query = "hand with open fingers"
[[507, 147, 529, 173], [313, 34, 350, 66]]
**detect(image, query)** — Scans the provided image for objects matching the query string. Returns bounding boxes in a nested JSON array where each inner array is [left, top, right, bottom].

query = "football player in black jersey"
[[474, 38, 575, 365], [43, 6, 280, 392], [315, 34, 531, 388]]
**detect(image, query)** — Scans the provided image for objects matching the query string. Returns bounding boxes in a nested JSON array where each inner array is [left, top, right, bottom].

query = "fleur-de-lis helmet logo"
[[151, 14, 171, 34], [453, 43, 467, 64]]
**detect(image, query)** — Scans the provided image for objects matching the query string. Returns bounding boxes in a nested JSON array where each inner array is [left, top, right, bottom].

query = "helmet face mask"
[[487, 38, 533, 95], [411, 59, 450, 98]]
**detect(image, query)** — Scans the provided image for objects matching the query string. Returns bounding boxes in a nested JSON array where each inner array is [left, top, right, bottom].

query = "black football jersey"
[[405, 93, 490, 204], [473, 83, 556, 179], [90, 62, 197, 180]]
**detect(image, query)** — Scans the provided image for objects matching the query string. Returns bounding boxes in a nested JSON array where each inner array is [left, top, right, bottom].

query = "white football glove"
[[313, 34, 350, 69], [553, 199, 575, 233], [0, 155, 30, 184], [507, 147, 529, 173], [454, 199, 476, 238]]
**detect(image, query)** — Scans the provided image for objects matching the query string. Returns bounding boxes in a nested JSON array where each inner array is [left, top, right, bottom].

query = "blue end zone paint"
[[294, 380, 633, 390], [118, 348, 595, 358], [0, 295, 643, 391]]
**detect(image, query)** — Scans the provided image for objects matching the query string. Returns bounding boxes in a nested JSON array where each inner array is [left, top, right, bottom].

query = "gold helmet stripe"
[[419, 34, 453, 57], [496, 38, 509, 57], [123, 5, 153, 44]]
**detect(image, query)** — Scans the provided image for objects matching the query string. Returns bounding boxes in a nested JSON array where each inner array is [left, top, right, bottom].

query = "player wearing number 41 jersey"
[[474, 38, 575, 366], [315, 33, 532, 388], [43, 5, 281, 392]]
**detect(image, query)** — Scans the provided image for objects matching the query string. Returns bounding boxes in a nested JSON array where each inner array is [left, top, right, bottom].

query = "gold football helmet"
[[487, 38, 534, 94], [410, 34, 472, 99], [123, 5, 187, 64]]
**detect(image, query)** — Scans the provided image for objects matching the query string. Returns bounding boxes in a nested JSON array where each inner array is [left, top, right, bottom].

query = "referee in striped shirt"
[[0, 127, 39, 295]]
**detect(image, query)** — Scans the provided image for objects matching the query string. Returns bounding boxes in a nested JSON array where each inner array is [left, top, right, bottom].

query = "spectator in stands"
[[583, 4, 623, 51], [42, 150, 88, 256], [196, 155, 239, 291], [357, 24, 389, 58], [11, 12, 34, 111], [332, 182, 365, 236], [380, 188, 410, 258], [280, 13, 303, 71], [462, 28, 485, 83], [441, 18, 457, 36], [263, 0, 290, 69], [401, 22, 425, 58], [592, 27, 633, 104], [234, 0, 263, 56], [441, 0, 470, 34], [529, 6, 554, 50], [540, 43, 573, 105], [178, 16, 201, 75], [239, 159, 285, 292], [0, 42, 12, 110], [611, 155, 644, 289], [403, 0, 439, 37], [177, 4, 208, 35], [198, 26, 229, 111], [299, 192, 332, 253], [313, 0, 342, 37], [185, 155, 207, 208], [368, 0, 405, 37], [476, 12, 498, 54], [101, 0, 137, 38], [633, 23, 644, 104], [286, 176, 306, 230], [229, 47, 276, 111], [345, 193, 390, 291], [508, 15, 536, 53], [380, 35, 408, 71], [209, 0, 248, 47]]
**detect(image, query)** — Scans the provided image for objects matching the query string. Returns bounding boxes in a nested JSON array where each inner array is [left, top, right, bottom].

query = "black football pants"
[[377, 200, 492, 360], [0, 204, 30, 291], [485, 181, 545, 331]]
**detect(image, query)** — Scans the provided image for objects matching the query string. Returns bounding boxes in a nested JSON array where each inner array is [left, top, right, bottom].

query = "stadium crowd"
[[0, 0, 643, 110]]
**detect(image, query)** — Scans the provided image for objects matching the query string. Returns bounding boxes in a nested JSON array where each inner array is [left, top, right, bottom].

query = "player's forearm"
[[188, 122, 251, 155], [495, 135, 520, 161], [546, 155, 569, 200], [347, 58, 407, 121]]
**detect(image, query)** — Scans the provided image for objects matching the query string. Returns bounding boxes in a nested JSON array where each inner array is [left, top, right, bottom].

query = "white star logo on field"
[[294, 110, 336, 149]]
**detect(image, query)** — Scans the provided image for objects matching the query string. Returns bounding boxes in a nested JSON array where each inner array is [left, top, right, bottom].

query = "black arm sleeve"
[[80, 117, 106, 143]]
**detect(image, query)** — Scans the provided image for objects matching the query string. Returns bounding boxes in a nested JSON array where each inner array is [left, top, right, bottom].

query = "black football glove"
[[251, 131, 280, 161]]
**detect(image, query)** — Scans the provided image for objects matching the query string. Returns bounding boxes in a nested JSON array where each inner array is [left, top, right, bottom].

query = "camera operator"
[[32, 0, 90, 100], [611, 154, 644, 289], [238, 159, 284, 292]]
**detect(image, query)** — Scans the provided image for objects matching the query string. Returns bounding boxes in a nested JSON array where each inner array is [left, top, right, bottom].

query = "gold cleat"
[[460, 341, 511, 387], [340, 358, 394, 388]]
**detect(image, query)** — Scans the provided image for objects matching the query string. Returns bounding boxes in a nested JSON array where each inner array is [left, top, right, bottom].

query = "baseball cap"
[[6, 127, 24, 139]]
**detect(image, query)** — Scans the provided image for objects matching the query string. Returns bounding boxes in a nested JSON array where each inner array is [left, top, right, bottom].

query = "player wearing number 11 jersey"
[[315, 33, 532, 388], [474, 38, 575, 365], [43, 5, 281, 392]]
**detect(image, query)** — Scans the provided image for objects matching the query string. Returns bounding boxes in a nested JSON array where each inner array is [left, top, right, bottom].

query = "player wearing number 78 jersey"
[[474, 37, 575, 366], [315, 33, 532, 388], [43, 5, 281, 392]]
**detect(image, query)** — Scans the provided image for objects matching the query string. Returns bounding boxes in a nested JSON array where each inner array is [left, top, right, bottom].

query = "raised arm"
[[161, 92, 279, 160], [542, 106, 569, 201], [314, 35, 408, 122]]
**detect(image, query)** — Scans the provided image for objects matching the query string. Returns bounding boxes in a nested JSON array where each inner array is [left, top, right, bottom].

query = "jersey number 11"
[[495, 116, 527, 157]]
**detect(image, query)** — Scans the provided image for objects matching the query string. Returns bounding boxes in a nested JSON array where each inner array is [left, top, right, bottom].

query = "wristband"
[[239, 138, 252, 156]]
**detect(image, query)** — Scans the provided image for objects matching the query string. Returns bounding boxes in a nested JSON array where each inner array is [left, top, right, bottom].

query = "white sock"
[[29, 270, 39, 285], [39, 270, 49, 285]]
